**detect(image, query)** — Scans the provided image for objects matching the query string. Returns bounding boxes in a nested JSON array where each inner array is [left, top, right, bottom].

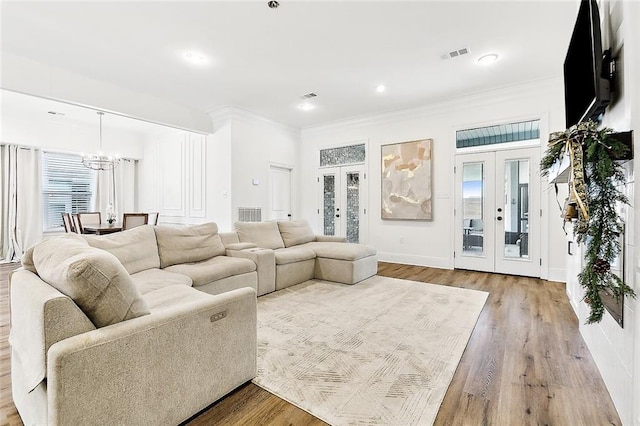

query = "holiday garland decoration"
[[541, 120, 636, 324]]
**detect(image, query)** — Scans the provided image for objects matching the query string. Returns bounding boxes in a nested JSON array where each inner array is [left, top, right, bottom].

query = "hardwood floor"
[[1, 262, 621, 425]]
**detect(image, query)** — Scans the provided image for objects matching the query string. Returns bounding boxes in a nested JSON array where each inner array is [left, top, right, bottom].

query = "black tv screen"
[[564, 0, 610, 128]]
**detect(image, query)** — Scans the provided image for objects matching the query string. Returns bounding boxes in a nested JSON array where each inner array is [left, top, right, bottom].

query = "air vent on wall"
[[441, 48, 470, 60], [300, 92, 317, 100], [238, 207, 262, 222]]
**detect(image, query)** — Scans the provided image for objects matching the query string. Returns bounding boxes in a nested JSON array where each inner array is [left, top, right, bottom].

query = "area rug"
[[252, 275, 488, 425]]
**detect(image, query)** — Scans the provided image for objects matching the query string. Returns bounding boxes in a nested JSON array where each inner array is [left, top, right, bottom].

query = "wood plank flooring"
[[1, 262, 621, 425]]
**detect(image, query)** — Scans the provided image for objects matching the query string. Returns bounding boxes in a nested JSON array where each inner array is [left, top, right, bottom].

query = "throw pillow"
[[32, 234, 150, 328], [277, 220, 316, 248], [154, 222, 226, 268]]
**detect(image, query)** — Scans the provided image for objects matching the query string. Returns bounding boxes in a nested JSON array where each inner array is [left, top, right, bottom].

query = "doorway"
[[319, 165, 367, 243], [268, 165, 292, 221], [454, 147, 541, 277]]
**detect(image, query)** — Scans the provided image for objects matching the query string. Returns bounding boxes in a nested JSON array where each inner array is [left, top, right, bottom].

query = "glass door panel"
[[345, 172, 360, 243], [322, 172, 338, 236], [503, 159, 529, 259], [462, 163, 484, 256]]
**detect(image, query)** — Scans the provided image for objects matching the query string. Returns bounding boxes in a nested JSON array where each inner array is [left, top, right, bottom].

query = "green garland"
[[541, 120, 636, 323]]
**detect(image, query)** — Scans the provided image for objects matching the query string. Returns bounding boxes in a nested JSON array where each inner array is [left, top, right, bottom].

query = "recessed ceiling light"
[[376, 85, 386, 93], [298, 102, 315, 111], [477, 53, 499, 65], [184, 51, 206, 65]]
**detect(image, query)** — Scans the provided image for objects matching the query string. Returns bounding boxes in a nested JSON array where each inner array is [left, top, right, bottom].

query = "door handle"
[[336, 214, 340, 218], [497, 216, 503, 221]]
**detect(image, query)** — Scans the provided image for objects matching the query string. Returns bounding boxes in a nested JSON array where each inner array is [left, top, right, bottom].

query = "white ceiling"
[[1, 1, 579, 130]]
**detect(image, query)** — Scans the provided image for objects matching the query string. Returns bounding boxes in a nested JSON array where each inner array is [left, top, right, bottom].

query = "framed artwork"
[[381, 138, 433, 220]]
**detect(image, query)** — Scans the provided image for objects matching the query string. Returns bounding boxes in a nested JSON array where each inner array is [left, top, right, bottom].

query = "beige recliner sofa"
[[10, 224, 258, 425], [223, 220, 378, 291]]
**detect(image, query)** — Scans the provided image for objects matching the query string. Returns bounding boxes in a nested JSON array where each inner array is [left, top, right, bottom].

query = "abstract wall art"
[[381, 139, 433, 220]]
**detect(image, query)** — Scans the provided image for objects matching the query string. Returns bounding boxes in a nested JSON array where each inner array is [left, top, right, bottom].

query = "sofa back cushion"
[[154, 222, 226, 268], [277, 220, 316, 248], [83, 225, 160, 274], [32, 234, 150, 328], [235, 221, 285, 250]]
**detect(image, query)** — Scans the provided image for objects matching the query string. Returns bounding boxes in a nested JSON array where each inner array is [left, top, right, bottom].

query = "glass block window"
[[320, 144, 365, 167], [456, 120, 540, 149]]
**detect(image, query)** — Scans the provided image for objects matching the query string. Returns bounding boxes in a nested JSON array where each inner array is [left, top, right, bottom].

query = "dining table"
[[82, 222, 123, 235]]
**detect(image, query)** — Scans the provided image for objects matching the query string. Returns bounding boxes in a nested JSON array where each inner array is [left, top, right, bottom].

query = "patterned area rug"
[[253, 275, 488, 425]]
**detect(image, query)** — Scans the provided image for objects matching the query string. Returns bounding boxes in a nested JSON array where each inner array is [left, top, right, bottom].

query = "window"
[[42, 152, 95, 231]]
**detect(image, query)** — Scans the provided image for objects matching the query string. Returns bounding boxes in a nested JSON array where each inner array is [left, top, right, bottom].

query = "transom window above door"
[[320, 143, 366, 167], [456, 120, 540, 149]]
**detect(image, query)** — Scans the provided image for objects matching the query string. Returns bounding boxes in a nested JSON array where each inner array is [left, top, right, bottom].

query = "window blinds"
[[42, 152, 95, 231]]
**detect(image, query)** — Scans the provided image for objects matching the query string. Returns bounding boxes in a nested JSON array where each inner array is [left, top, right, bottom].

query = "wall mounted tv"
[[564, 0, 611, 128]]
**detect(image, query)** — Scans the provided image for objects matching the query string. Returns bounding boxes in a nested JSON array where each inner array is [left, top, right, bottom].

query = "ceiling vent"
[[442, 48, 470, 60], [47, 111, 66, 116], [300, 92, 317, 100]]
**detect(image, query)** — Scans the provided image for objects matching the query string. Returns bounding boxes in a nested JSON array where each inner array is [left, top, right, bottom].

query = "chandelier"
[[82, 111, 120, 171]]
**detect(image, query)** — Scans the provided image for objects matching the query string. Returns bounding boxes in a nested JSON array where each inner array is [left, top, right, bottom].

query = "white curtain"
[[92, 159, 137, 220], [0, 145, 43, 261]]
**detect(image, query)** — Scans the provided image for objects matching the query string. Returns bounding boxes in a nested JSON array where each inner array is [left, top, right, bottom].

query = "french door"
[[454, 147, 541, 277], [319, 165, 367, 243]]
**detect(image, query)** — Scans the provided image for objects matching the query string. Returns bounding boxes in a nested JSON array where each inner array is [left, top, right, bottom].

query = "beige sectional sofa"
[[225, 220, 378, 291], [10, 224, 258, 425], [9, 220, 377, 425]]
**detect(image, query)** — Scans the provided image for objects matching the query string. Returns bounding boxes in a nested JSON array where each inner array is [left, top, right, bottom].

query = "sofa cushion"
[[154, 223, 226, 268], [274, 247, 316, 265], [235, 221, 285, 250], [299, 242, 377, 261], [83, 225, 160, 274], [277, 220, 316, 248], [130, 268, 193, 295], [32, 234, 150, 328], [144, 285, 213, 312], [164, 256, 256, 287]]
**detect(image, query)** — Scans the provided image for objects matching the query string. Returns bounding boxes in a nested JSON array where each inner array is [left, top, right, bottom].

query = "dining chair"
[[122, 213, 149, 230], [148, 212, 160, 226], [77, 212, 101, 234], [61, 213, 75, 233], [71, 214, 82, 234]]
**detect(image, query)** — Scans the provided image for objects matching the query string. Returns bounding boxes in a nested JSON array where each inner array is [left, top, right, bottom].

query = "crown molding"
[[302, 77, 563, 136], [209, 105, 301, 138]]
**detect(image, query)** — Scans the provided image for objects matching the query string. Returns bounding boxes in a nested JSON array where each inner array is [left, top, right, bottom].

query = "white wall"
[[212, 107, 301, 227], [1, 53, 213, 133], [571, 1, 640, 425], [562, 1, 640, 424], [301, 79, 568, 279]]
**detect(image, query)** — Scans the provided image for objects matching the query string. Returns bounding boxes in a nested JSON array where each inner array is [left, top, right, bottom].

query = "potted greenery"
[[541, 120, 635, 323]]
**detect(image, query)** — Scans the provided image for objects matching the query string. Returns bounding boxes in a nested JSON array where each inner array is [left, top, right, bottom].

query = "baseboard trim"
[[547, 268, 566, 283], [377, 252, 452, 269]]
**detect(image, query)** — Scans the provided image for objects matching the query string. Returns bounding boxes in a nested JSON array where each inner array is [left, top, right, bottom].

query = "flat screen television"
[[564, 0, 611, 128]]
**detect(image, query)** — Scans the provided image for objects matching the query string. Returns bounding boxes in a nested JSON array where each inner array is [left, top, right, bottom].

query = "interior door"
[[454, 147, 540, 277], [269, 165, 291, 221], [319, 165, 367, 243]]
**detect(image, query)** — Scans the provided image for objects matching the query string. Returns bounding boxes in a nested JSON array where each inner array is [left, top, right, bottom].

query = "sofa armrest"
[[9, 269, 96, 393], [226, 242, 258, 250], [315, 235, 347, 243], [227, 248, 275, 296], [47, 287, 257, 426]]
